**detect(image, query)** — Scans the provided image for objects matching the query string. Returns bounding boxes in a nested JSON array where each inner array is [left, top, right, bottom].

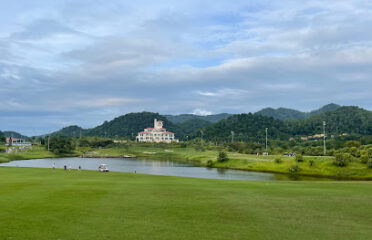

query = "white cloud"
[[0, 0, 372, 135], [191, 109, 213, 116]]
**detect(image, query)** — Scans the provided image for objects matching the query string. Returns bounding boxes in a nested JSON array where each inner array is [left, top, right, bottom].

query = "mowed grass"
[[1, 167, 372, 240], [0, 145, 78, 163]]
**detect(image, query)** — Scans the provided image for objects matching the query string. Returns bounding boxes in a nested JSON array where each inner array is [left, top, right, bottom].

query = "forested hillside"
[[3, 131, 28, 139], [41, 105, 371, 142], [177, 119, 212, 136], [49, 126, 85, 137], [85, 112, 182, 138], [287, 106, 372, 136], [256, 103, 341, 121], [165, 113, 231, 123], [195, 113, 290, 142]]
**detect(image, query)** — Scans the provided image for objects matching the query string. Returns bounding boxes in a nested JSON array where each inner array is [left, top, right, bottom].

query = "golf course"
[[1, 167, 372, 240]]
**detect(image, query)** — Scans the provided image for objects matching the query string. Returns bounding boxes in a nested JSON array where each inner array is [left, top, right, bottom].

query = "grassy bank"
[[0, 167, 371, 240], [81, 146, 372, 180], [2, 145, 372, 179], [0, 145, 79, 163]]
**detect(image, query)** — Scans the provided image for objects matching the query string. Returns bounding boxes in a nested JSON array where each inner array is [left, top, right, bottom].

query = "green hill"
[[288, 106, 372, 136], [3, 131, 28, 139], [165, 113, 232, 124], [85, 112, 182, 138], [177, 118, 212, 136], [256, 103, 341, 121], [49, 125, 85, 137], [196, 113, 290, 142]]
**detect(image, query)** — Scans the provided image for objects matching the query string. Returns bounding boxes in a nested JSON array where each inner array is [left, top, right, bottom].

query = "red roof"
[[165, 132, 174, 135]]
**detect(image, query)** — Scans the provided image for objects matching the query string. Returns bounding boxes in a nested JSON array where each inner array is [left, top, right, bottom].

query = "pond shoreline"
[[2, 151, 372, 181]]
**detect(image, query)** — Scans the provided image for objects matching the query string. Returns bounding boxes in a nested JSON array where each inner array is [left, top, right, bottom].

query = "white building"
[[136, 119, 178, 143], [5, 137, 32, 147]]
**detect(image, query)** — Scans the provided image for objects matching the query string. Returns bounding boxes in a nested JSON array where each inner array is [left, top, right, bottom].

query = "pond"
[[0, 157, 330, 181]]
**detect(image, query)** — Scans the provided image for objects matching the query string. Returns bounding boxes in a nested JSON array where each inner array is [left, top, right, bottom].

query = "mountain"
[[196, 113, 290, 142], [177, 118, 212, 136], [3, 131, 28, 139], [85, 112, 183, 138], [165, 113, 232, 124], [49, 125, 85, 137], [256, 103, 341, 121], [288, 106, 372, 136], [255, 108, 306, 121], [308, 103, 341, 116]]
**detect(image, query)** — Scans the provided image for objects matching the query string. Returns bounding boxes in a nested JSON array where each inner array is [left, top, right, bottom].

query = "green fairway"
[[1, 167, 372, 240]]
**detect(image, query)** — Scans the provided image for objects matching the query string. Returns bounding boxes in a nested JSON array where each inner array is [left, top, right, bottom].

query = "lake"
[[0, 157, 330, 181]]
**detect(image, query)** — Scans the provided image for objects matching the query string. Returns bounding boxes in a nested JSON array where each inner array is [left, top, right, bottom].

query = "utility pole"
[[231, 131, 235, 143], [265, 128, 268, 151], [47, 136, 50, 152], [323, 121, 326, 156]]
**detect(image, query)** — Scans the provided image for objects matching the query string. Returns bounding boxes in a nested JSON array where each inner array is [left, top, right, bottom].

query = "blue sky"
[[0, 0, 371, 135]]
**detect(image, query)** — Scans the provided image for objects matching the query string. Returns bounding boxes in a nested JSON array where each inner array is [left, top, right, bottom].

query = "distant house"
[[136, 119, 178, 143], [6, 137, 32, 147]]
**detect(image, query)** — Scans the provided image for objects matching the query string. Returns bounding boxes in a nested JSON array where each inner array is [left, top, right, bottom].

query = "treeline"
[[43, 106, 372, 148]]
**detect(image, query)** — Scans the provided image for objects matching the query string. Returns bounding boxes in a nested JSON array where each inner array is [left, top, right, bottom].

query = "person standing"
[[52, 163, 55, 171], [64, 165, 67, 171], [78, 165, 82, 172]]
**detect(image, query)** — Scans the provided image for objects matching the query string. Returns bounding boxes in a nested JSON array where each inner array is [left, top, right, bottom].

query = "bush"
[[295, 154, 304, 162], [333, 153, 352, 167], [360, 155, 369, 164], [217, 151, 229, 162], [206, 160, 214, 167], [367, 159, 372, 169], [274, 157, 282, 164], [289, 165, 301, 173], [47, 137, 75, 154]]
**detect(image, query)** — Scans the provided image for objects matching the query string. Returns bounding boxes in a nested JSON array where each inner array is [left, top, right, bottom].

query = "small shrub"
[[274, 157, 282, 164], [217, 151, 229, 162], [333, 153, 352, 167], [295, 154, 304, 162], [367, 159, 372, 169], [309, 159, 314, 167], [206, 160, 214, 167], [289, 165, 301, 173], [360, 155, 369, 164]]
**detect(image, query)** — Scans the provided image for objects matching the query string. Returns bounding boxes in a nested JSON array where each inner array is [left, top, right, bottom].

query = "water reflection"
[[0, 157, 331, 181]]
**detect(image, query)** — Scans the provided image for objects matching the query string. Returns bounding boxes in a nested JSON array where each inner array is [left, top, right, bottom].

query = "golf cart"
[[98, 164, 109, 172]]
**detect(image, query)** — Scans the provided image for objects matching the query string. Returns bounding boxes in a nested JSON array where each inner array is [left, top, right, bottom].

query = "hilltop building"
[[136, 119, 178, 143]]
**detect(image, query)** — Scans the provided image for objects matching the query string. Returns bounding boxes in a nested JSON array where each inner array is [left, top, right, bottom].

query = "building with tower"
[[136, 119, 178, 143]]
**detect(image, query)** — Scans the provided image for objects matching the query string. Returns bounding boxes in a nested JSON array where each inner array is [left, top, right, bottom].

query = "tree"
[[47, 137, 75, 154], [217, 151, 229, 162], [333, 153, 352, 167], [295, 154, 304, 162]]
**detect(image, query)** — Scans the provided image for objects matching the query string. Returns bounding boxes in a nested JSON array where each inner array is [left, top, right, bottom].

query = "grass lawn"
[[0, 145, 78, 163], [1, 167, 372, 240]]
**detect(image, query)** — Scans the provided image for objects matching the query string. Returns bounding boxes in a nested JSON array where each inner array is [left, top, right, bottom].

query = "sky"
[[0, 0, 371, 135]]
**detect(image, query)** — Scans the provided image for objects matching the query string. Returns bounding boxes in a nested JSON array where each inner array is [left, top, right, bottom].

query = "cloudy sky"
[[1, 0, 371, 135]]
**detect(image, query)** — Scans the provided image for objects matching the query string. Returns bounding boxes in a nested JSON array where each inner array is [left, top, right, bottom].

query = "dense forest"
[[85, 112, 181, 138], [164, 113, 232, 124], [287, 107, 372, 136], [193, 113, 290, 142], [256, 103, 341, 121], [6, 105, 371, 147]]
